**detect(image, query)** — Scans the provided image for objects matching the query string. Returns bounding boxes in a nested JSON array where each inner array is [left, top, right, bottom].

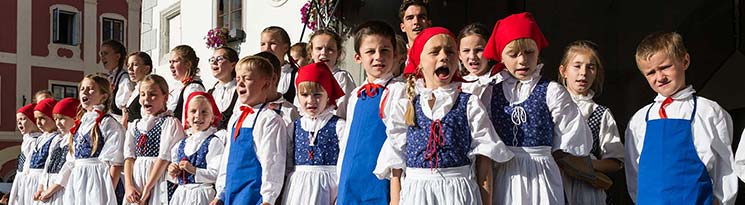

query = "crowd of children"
[[7, 0, 745, 204]]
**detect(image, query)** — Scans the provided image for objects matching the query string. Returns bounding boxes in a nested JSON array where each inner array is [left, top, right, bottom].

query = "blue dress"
[[293, 116, 340, 166], [406, 93, 472, 169]]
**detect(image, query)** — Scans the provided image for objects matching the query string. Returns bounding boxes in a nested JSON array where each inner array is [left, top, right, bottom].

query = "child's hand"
[[179, 160, 196, 174], [168, 163, 180, 178], [139, 187, 152, 205], [32, 189, 43, 201], [124, 185, 141, 203], [39, 190, 53, 202], [209, 199, 224, 205]]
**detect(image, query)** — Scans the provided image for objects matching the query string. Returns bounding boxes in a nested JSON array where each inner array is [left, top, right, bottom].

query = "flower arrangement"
[[300, 0, 335, 31], [204, 27, 229, 49]]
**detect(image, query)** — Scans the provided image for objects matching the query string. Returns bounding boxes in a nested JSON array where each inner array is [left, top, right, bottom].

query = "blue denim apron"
[[224, 105, 265, 205]]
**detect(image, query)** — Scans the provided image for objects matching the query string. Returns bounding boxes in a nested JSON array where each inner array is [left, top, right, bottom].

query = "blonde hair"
[[297, 81, 326, 95], [308, 29, 345, 65], [558, 40, 605, 94], [635, 32, 687, 67], [504, 38, 538, 55], [141, 74, 170, 98], [404, 73, 417, 126], [171, 45, 200, 80], [70, 74, 112, 155], [236, 56, 275, 79]]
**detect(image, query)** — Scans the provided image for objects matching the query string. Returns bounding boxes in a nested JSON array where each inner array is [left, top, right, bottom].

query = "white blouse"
[[214, 103, 288, 204], [487, 67, 592, 156], [735, 131, 745, 182], [570, 92, 624, 160], [276, 64, 296, 95], [331, 66, 357, 119], [292, 109, 346, 144], [211, 80, 237, 113], [461, 73, 501, 99], [167, 127, 224, 184], [167, 78, 207, 119], [126, 82, 141, 107], [111, 68, 133, 119], [124, 111, 185, 161], [373, 80, 515, 179], [72, 105, 125, 165], [20, 132, 43, 172], [625, 86, 736, 205]]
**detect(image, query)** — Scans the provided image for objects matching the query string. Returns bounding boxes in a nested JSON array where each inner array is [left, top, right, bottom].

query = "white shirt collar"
[[570, 90, 595, 103], [654, 85, 695, 102], [186, 127, 218, 141], [216, 79, 236, 89], [366, 73, 395, 85], [500, 63, 545, 84]]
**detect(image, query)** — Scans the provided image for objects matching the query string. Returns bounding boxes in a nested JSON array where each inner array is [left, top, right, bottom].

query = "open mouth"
[[575, 79, 588, 86], [435, 66, 451, 80], [319, 58, 330, 63], [237, 88, 248, 95], [81, 96, 90, 104], [142, 104, 153, 110], [305, 106, 318, 111], [412, 27, 423, 33], [514, 68, 530, 73], [372, 63, 386, 70]]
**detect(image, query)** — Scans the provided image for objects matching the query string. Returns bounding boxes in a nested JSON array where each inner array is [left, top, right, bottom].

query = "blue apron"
[[337, 84, 390, 205], [224, 105, 265, 205], [638, 96, 713, 204]]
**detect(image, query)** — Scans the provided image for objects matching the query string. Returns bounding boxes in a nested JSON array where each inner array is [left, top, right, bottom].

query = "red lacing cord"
[[307, 149, 314, 161], [136, 133, 148, 154], [180, 157, 188, 185], [424, 120, 445, 170]]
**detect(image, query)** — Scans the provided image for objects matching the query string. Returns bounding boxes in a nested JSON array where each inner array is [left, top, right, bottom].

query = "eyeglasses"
[[209, 56, 227, 64]]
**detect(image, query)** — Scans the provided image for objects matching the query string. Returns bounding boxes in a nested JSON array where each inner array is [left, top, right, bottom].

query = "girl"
[[63, 74, 125, 205], [458, 23, 496, 97], [101, 40, 133, 122], [208, 47, 239, 130], [36, 98, 79, 204], [482, 13, 591, 205], [167, 45, 206, 122], [307, 29, 356, 119], [261, 26, 298, 103], [124, 51, 153, 127], [167, 92, 225, 204], [374, 27, 513, 205], [124, 74, 185, 205], [282, 62, 346, 205], [9, 103, 42, 205], [558, 40, 624, 205], [290, 42, 310, 67], [30, 99, 60, 204]]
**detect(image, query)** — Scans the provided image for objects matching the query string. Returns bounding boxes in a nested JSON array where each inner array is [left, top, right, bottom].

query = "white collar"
[[281, 64, 294, 72], [500, 64, 545, 84], [216, 79, 236, 89], [654, 85, 695, 102], [415, 79, 460, 102], [142, 110, 173, 121], [187, 127, 217, 142], [365, 73, 395, 85], [570, 90, 595, 102]]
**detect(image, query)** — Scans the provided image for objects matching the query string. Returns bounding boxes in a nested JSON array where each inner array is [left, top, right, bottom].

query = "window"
[[102, 18, 124, 43], [167, 14, 181, 50], [53, 8, 79, 45], [217, 0, 242, 31], [51, 84, 78, 100]]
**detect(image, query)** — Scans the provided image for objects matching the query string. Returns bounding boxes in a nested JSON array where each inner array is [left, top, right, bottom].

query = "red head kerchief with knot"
[[18, 103, 37, 122], [183, 91, 222, 129], [53, 97, 80, 119], [295, 62, 345, 107], [34, 98, 58, 119], [483, 12, 549, 75], [404, 27, 466, 82]]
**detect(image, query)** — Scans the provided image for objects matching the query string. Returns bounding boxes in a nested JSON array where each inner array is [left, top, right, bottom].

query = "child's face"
[[127, 55, 151, 82], [79, 78, 107, 111], [400, 5, 431, 43], [560, 52, 597, 96], [169, 53, 188, 81], [637, 51, 689, 97], [210, 49, 236, 82], [260, 32, 289, 62], [17, 113, 39, 135], [501, 39, 539, 81], [354, 34, 395, 82], [100, 45, 121, 71], [187, 98, 214, 131], [298, 88, 329, 117], [459, 35, 488, 76], [54, 115, 75, 134], [419, 34, 459, 89], [311, 34, 339, 69], [290, 50, 308, 67], [235, 67, 271, 106], [139, 81, 167, 115], [34, 112, 56, 133]]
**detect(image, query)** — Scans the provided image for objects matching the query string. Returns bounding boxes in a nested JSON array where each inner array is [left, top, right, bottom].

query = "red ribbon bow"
[[357, 83, 384, 98], [181, 77, 194, 85], [233, 106, 255, 141], [425, 120, 445, 170]]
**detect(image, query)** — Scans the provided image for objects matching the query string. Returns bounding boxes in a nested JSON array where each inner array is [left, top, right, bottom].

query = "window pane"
[[218, 0, 226, 15], [232, 0, 241, 10], [103, 19, 112, 41], [168, 14, 181, 50], [56, 12, 74, 44], [113, 21, 123, 42], [231, 11, 241, 30]]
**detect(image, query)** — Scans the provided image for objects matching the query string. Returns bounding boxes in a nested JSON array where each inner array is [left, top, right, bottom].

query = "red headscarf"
[[53, 98, 80, 119], [183, 92, 222, 129], [34, 98, 57, 119], [17, 103, 37, 122], [483, 12, 549, 75], [295, 62, 345, 106], [403, 27, 466, 82]]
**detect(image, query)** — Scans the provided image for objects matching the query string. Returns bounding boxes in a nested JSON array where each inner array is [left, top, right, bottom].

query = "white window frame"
[[100, 13, 127, 45], [159, 2, 181, 63], [48, 4, 81, 60], [215, 0, 243, 31], [48, 80, 79, 100], [50, 5, 80, 46]]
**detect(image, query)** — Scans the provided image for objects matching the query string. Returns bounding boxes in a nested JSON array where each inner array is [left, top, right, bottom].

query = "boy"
[[399, 0, 431, 48], [625, 31, 737, 205], [212, 56, 288, 205]]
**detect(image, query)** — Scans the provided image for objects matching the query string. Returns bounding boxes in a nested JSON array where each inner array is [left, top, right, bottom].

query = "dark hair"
[[353, 21, 398, 54], [215, 46, 239, 78], [457, 23, 489, 43], [171, 45, 200, 79], [291, 43, 308, 58], [262, 26, 295, 66], [127, 52, 153, 67], [399, 0, 429, 21], [102, 40, 127, 69], [253, 51, 281, 81], [307, 29, 344, 62]]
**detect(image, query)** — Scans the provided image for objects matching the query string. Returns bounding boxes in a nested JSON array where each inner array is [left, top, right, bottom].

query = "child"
[[282, 62, 346, 205], [458, 23, 497, 97], [212, 56, 287, 205], [167, 45, 206, 122], [123, 74, 185, 205], [207, 47, 239, 130], [308, 29, 356, 119], [166, 92, 225, 204], [124, 51, 153, 127], [35, 98, 79, 204], [29, 98, 61, 203], [290, 42, 310, 67], [101, 40, 133, 122], [374, 27, 513, 205], [336, 20, 406, 205], [8, 103, 42, 205], [261, 26, 298, 103], [34, 90, 53, 103], [558, 40, 623, 204], [482, 12, 591, 205], [393, 35, 407, 78], [62, 74, 125, 204], [625, 32, 736, 204]]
